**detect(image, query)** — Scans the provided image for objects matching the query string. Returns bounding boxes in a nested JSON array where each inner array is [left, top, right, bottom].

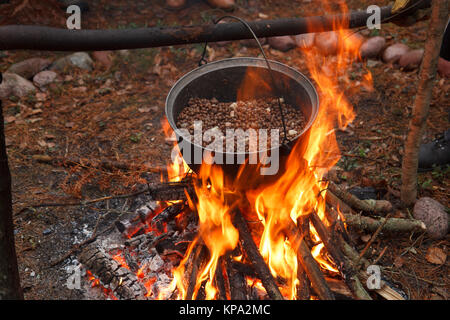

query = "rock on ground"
[[399, 49, 424, 70], [382, 43, 410, 64], [50, 52, 93, 71], [166, 0, 186, 9], [33, 70, 58, 87], [437, 57, 450, 78], [0, 72, 36, 98], [359, 36, 386, 59], [413, 197, 448, 239], [92, 51, 113, 69], [206, 0, 235, 9], [314, 31, 338, 55], [268, 36, 296, 52], [293, 33, 315, 50], [6, 58, 51, 79]]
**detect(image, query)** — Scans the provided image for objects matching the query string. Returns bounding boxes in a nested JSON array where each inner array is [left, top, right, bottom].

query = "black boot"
[[418, 129, 450, 171], [59, 0, 89, 13]]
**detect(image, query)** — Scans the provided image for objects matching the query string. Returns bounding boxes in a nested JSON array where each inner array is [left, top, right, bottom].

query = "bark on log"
[[310, 212, 372, 300], [78, 244, 146, 300], [285, 222, 335, 300], [344, 213, 426, 234], [232, 209, 284, 300], [325, 207, 407, 300], [0, 96, 23, 300], [0, 5, 407, 51], [401, 0, 449, 205], [328, 182, 393, 213]]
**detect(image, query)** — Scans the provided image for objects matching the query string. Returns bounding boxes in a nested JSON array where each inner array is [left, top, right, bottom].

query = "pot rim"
[[165, 57, 319, 157]]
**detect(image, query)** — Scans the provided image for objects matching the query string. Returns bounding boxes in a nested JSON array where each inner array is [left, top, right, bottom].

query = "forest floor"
[[0, 0, 448, 300]]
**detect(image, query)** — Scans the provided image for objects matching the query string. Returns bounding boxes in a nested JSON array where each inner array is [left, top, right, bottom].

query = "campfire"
[[75, 6, 422, 301]]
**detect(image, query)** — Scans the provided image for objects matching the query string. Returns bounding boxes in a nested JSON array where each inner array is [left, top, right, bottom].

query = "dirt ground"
[[1, 0, 448, 300]]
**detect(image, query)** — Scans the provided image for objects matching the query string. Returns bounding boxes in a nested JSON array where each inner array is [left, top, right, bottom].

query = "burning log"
[[226, 257, 250, 300], [327, 182, 393, 213], [214, 257, 229, 300], [296, 215, 311, 300], [325, 277, 353, 299], [78, 244, 146, 300], [185, 242, 207, 300], [285, 222, 335, 300], [147, 181, 194, 202], [151, 202, 186, 231], [232, 209, 284, 300], [309, 211, 372, 300]]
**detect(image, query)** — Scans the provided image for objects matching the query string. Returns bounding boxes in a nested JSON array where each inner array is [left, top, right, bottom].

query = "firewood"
[[328, 182, 393, 213], [309, 211, 372, 300], [325, 206, 406, 300], [78, 244, 146, 300], [296, 215, 311, 300], [285, 222, 335, 300], [344, 213, 426, 234], [232, 209, 284, 300], [325, 277, 353, 299], [226, 257, 250, 300], [185, 242, 207, 300], [214, 257, 229, 300], [32, 154, 163, 173], [325, 193, 426, 234], [151, 202, 186, 231]]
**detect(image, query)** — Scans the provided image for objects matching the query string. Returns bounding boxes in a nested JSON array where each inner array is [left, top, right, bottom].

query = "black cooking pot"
[[165, 57, 319, 188]]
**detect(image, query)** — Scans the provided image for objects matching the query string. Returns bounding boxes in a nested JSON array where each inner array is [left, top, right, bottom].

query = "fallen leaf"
[[393, 256, 404, 268], [138, 107, 150, 113], [4, 116, 16, 124], [5, 138, 13, 147], [65, 122, 75, 128], [35, 92, 47, 101], [426, 247, 446, 265]]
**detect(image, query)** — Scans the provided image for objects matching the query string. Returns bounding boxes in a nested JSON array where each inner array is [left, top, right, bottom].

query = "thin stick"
[[18, 181, 194, 213], [357, 213, 392, 262], [328, 182, 392, 213], [232, 209, 284, 300]]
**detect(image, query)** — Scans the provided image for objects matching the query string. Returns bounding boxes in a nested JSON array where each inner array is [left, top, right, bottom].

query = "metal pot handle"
[[198, 15, 290, 146]]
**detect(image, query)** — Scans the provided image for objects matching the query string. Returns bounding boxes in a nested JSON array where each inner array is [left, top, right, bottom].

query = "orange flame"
[[95, 1, 373, 301]]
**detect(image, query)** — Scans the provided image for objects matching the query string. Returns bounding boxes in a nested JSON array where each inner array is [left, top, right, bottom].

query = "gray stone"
[[50, 52, 93, 71], [399, 49, 424, 70], [0, 72, 36, 98], [382, 43, 410, 64], [33, 70, 58, 87], [293, 33, 315, 50], [268, 36, 296, 52], [413, 197, 448, 239], [359, 36, 386, 59], [6, 58, 51, 79], [314, 31, 338, 56]]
